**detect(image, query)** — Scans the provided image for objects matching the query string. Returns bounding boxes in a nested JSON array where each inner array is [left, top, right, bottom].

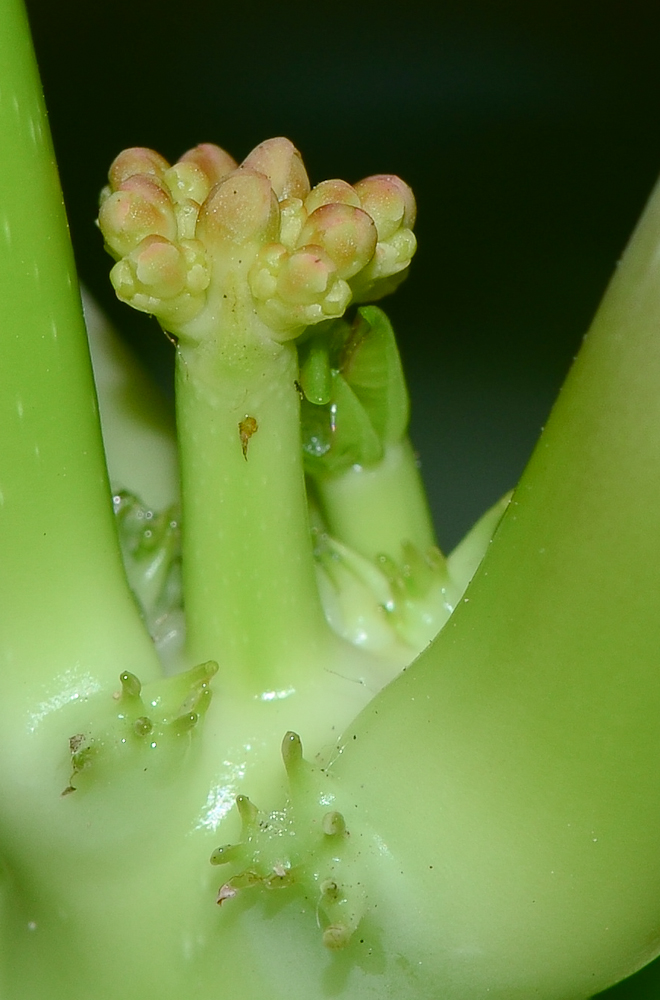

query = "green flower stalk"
[[97, 134, 454, 680], [4, 0, 660, 997]]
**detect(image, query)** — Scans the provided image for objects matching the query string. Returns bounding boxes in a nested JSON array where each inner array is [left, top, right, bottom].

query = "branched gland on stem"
[[210, 732, 368, 951], [98, 136, 422, 690]]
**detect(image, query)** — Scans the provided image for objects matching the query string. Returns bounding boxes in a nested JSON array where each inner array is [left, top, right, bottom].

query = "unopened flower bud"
[[164, 161, 212, 206], [132, 236, 188, 300], [350, 232, 417, 302], [197, 169, 280, 248], [241, 137, 310, 201], [278, 198, 307, 250], [179, 143, 237, 186], [298, 203, 377, 280], [173, 199, 201, 241], [249, 243, 286, 301], [98, 174, 177, 259], [354, 174, 416, 240], [349, 175, 417, 300], [108, 146, 170, 190], [277, 247, 336, 305], [305, 179, 361, 214]]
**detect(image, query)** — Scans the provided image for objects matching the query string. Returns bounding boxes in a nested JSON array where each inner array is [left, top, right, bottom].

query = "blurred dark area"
[[20, 2, 660, 996], [23, 0, 660, 557]]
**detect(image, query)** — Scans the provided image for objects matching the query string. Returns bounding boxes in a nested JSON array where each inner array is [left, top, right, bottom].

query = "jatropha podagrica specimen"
[[6, 0, 660, 993]]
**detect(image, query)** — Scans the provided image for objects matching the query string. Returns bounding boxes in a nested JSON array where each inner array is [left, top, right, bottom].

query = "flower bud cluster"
[[99, 137, 416, 340], [245, 140, 416, 334], [99, 143, 237, 328]]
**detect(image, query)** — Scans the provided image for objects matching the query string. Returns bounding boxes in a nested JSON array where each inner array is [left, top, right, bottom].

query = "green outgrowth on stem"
[[208, 731, 367, 952]]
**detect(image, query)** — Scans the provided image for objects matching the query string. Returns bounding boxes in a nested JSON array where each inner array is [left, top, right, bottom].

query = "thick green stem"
[[176, 307, 330, 692], [331, 175, 660, 998], [315, 437, 438, 563], [0, 0, 160, 721]]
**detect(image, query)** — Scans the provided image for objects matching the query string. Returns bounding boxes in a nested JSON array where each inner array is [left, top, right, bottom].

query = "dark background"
[[21, 1, 660, 995], [23, 0, 660, 555]]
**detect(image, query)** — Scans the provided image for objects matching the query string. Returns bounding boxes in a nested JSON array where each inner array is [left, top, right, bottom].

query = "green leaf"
[[301, 371, 383, 474], [340, 305, 409, 444], [300, 306, 410, 477]]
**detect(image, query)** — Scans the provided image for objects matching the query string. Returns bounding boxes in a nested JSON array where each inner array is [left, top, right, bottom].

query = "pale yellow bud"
[[278, 198, 307, 250], [164, 161, 211, 206]]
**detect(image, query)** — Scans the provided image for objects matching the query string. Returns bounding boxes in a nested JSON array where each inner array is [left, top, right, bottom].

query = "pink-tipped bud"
[[179, 143, 237, 186], [298, 204, 377, 280], [108, 147, 170, 190], [241, 137, 310, 201], [305, 179, 361, 214], [354, 175, 416, 241], [98, 175, 177, 259], [196, 169, 280, 248], [347, 175, 417, 301]]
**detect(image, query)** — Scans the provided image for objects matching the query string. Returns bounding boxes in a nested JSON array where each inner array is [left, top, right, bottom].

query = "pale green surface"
[[4, 0, 660, 993], [83, 290, 179, 509], [0, 10, 426, 994], [332, 175, 660, 998], [316, 438, 438, 563], [175, 321, 331, 687], [0, 0, 160, 716]]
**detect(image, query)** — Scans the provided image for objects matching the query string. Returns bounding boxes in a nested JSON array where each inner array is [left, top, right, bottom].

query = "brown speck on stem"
[[239, 416, 258, 460]]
